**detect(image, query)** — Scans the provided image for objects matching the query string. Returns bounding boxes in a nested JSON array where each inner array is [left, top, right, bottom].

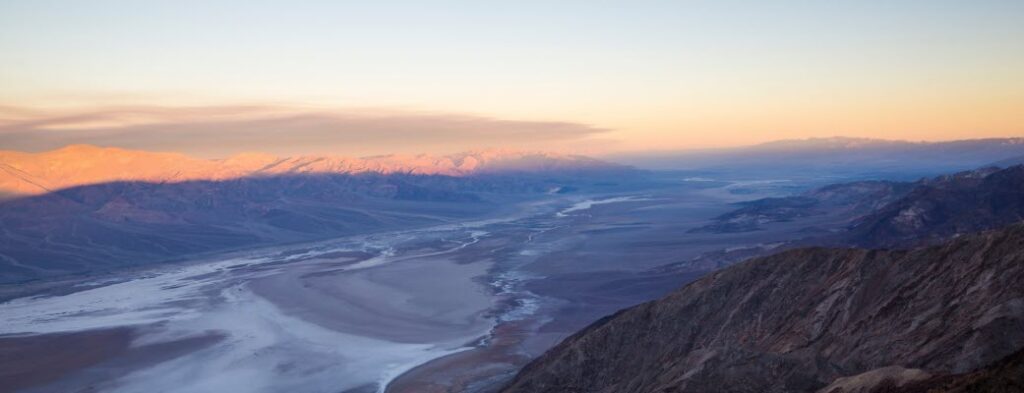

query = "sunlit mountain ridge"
[[0, 144, 624, 198]]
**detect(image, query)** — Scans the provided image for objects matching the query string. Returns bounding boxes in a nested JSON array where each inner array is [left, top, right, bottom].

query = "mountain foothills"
[[502, 165, 1024, 393], [695, 165, 1024, 249], [0, 145, 633, 284], [690, 180, 914, 234], [844, 166, 1024, 248]]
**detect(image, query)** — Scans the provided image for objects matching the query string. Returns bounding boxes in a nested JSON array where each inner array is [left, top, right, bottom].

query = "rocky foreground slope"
[[501, 224, 1024, 393]]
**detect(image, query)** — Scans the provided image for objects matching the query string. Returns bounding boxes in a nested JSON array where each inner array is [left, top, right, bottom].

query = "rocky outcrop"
[[501, 224, 1024, 393]]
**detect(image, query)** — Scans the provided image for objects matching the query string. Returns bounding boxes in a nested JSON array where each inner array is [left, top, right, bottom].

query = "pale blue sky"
[[1, 0, 1022, 153]]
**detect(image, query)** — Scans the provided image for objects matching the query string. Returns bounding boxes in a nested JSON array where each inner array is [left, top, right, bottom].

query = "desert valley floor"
[[0, 175, 889, 393]]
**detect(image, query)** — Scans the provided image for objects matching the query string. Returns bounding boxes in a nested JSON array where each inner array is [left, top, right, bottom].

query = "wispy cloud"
[[0, 105, 612, 157]]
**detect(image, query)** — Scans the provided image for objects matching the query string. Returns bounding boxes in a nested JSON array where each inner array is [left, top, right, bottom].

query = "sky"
[[1, 0, 1022, 157]]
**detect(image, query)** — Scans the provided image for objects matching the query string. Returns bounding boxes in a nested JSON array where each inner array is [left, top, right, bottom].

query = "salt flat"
[[0, 222, 509, 393]]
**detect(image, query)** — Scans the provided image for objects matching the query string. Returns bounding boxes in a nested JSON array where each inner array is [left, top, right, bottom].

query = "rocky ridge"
[[501, 224, 1024, 393]]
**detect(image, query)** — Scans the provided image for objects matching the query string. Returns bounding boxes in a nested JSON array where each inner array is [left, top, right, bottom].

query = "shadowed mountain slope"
[[845, 166, 1024, 248], [690, 180, 914, 234], [690, 165, 1024, 251], [501, 224, 1024, 393]]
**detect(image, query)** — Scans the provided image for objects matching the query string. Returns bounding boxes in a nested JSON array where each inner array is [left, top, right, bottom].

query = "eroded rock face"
[[501, 224, 1024, 393]]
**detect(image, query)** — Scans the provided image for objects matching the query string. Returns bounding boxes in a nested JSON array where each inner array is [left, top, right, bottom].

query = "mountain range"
[[0, 145, 625, 198], [612, 137, 1024, 179]]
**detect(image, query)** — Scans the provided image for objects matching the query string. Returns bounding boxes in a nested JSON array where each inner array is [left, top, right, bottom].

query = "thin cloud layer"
[[0, 105, 611, 157]]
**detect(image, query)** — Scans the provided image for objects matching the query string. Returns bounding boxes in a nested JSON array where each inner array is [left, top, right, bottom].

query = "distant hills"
[[692, 164, 1024, 250], [993, 154, 1024, 168], [0, 144, 627, 198], [844, 166, 1024, 248], [689, 180, 914, 234], [611, 137, 1024, 179]]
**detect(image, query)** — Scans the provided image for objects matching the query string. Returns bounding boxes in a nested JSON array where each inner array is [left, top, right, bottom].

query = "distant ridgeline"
[[613, 137, 1024, 179]]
